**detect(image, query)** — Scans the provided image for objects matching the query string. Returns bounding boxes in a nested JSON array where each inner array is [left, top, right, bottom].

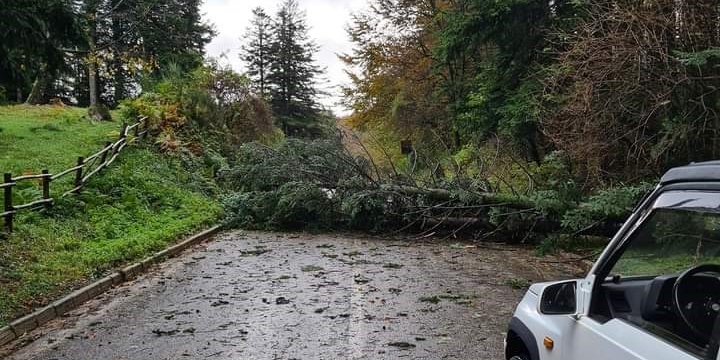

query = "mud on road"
[[3, 231, 582, 360]]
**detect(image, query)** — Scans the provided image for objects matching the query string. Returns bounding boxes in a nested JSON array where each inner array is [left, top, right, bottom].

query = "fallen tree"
[[220, 137, 653, 243]]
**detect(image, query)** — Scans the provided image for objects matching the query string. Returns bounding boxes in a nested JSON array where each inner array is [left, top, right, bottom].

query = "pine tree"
[[266, 0, 323, 136], [241, 7, 272, 97]]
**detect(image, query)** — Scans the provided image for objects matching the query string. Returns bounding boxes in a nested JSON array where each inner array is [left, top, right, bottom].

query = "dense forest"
[[2, 0, 720, 245], [342, 0, 720, 187]]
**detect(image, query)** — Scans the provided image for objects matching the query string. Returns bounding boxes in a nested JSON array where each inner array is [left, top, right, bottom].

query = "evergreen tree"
[[241, 7, 272, 97], [267, 0, 323, 136], [138, 0, 214, 72], [0, 0, 81, 104]]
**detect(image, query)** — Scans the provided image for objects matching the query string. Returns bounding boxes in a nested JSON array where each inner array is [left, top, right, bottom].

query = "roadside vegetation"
[[0, 106, 221, 326]]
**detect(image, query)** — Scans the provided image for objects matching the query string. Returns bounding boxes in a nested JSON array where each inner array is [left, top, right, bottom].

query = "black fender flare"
[[507, 317, 539, 360]]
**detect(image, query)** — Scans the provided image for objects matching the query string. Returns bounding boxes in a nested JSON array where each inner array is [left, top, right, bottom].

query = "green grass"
[[0, 105, 121, 203], [0, 105, 120, 173], [0, 105, 221, 326]]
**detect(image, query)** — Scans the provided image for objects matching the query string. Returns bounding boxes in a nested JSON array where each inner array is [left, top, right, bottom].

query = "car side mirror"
[[540, 281, 577, 315]]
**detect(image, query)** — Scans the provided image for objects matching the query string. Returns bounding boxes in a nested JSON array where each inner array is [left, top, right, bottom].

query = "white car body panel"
[[512, 278, 704, 360]]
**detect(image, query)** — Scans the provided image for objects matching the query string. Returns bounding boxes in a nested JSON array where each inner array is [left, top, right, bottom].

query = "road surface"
[[3, 231, 578, 360]]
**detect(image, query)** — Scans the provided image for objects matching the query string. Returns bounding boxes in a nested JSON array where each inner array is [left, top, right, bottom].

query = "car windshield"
[[611, 191, 720, 277]]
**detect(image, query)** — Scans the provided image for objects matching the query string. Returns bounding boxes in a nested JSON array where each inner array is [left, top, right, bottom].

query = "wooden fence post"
[[3, 173, 12, 234], [42, 169, 51, 209], [142, 118, 148, 140], [74, 157, 84, 193], [99, 142, 112, 168], [119, 123, 128, 140], [133, 121, 140, 138]]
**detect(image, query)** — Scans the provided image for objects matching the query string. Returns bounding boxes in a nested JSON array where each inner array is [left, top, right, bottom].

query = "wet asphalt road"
[[4, 231, 554, 360]]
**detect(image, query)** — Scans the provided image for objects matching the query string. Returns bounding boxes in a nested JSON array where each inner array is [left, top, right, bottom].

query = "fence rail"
[[1, 116, 149, 234]]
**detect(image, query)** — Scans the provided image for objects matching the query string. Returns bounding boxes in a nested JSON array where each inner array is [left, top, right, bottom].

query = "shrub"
[[120, 62, 276, 157]]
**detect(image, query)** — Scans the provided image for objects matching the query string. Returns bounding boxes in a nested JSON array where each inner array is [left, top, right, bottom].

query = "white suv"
[[506, 161, 720, 360]]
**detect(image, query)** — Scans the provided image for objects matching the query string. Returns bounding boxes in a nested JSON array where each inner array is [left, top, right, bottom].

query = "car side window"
[[612, 202, 720, 278]]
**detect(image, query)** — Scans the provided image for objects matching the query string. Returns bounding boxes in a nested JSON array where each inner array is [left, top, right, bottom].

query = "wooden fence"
[[1, 117, 149, 234]]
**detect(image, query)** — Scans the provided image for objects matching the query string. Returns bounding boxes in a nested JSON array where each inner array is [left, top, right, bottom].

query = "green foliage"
[[222, 137, 371, 192], [222, 191, 280, 230], [222, 137, 374, 231], [562, 183, 654, 232], [675, 48, 720, 67], [0, 0, 82, 103], [340, 190, 389, 231], [273, 182, 336, 229], [120, 62, 277, 156], [241, 7, 272, 97], [222, 182, 336, 231], [241, 0, 324, 137], [0, 106, 220, 325], [534, 234, 605, 256]]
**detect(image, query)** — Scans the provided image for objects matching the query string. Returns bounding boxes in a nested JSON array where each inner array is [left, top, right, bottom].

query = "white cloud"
[[201, 0, 368, 115]]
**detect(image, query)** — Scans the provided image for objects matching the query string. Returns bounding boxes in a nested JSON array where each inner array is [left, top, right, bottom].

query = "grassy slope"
[[0, 105, 221, 325]]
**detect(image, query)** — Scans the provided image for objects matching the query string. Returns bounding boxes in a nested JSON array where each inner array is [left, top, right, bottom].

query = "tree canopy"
[[342, 0, 720, 188], [241, 0, 324, 137], [0, 0, 214, 114]]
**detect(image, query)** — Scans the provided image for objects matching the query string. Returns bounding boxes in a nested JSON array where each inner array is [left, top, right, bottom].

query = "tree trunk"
[[86, 18, 110, 121], [25, 64, 49, 105], [114, 63, 125, 105], [88, 49, 99, 109]]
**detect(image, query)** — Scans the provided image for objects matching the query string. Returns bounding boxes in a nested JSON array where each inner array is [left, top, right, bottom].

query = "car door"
[[535, 279, 698, 360], [561, 316, 700, 360]]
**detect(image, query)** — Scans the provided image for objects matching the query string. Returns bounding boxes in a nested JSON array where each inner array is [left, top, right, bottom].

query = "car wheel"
[[509, 355, 530, 360]]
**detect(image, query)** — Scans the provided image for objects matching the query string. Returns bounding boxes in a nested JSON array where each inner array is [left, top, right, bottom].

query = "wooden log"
[[0, 182, 16, 189], [51, 164, 85, 181], [85, 142, 114, 163], [11, 173, 52, 181], [385, 185, 537, 209], [419, 215, 620, 239], [14, 199, 53, 211]]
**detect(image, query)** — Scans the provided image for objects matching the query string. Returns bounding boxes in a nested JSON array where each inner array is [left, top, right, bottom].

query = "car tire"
[[509, 355, 530, 360]]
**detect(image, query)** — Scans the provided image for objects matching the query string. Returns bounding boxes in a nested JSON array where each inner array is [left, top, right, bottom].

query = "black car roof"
[[661, 161, 720, 184]]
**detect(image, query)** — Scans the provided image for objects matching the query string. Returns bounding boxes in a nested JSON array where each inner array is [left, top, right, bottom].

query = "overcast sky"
[[201, 0, 368, 115]]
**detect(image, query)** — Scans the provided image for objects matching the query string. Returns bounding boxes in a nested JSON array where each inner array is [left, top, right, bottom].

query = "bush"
[[120, 62, 277, 157]]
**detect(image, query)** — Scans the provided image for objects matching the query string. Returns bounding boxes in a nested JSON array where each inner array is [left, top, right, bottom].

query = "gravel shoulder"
[[2, 231, 583, 360]]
